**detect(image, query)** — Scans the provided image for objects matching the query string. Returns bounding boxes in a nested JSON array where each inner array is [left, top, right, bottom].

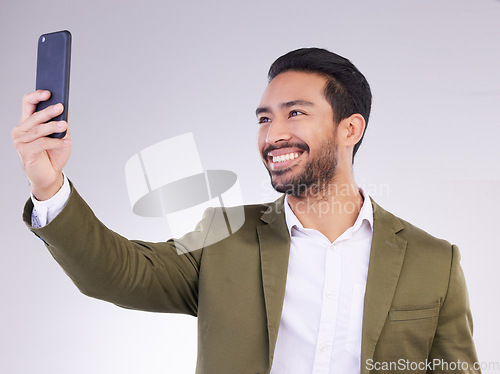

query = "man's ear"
[[339, 114, 366, 147]]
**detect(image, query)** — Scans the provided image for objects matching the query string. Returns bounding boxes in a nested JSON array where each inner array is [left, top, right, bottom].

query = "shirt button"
[[326, 291, 334, 298], [319, 344, 328, 352]]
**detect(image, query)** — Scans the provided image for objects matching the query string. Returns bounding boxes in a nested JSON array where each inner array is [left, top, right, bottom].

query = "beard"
[[264, 137, 339, 198]]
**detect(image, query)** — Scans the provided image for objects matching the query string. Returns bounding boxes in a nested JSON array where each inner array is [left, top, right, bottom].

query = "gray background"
[[2, 0, 499, 373]]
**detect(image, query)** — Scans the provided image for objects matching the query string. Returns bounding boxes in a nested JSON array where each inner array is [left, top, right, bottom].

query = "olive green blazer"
[[24, 186, 480, 374]]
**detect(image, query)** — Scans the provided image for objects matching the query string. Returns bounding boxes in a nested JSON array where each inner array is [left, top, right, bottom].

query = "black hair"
[[268, 48, 372, 162]]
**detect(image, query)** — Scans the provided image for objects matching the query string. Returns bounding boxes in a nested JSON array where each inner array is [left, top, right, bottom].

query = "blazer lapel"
[[361, 198, 407, 374], [257, 196, 291, 370]]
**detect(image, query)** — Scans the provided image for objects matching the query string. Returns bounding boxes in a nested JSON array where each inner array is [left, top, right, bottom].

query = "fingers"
[[19, 90, 64, 136], [13, 120, 69, 144], [14, 91, 71, 155], [18, 102, 64, 133], [16, 136, 71, 162], [21, 90, 51, 121]]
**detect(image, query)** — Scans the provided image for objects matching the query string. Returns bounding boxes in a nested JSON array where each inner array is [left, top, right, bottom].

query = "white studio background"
[[1, 0, 499, 373]]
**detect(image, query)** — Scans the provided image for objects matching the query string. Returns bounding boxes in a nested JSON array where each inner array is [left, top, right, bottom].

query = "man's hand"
[[12, 90, 72, 200]]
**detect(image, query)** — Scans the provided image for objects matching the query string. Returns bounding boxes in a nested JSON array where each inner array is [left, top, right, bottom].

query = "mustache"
[[262, 142, 309, 159]]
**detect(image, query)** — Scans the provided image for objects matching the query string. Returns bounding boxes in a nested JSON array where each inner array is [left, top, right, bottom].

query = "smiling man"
[[13, 48, 480, 373], [257, 68, 367, 242]]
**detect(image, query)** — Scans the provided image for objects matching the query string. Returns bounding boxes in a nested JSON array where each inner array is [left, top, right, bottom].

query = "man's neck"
[[286, 178, 364, 243]]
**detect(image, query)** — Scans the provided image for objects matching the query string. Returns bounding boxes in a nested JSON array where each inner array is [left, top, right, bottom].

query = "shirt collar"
[[284, 188, 374, 237]]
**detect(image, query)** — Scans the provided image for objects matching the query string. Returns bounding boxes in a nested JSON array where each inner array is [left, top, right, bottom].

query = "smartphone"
[[35, 30, 71, 138]]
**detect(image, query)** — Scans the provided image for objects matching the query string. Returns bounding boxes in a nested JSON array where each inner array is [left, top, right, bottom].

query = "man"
[[13, 48, 480, 373]]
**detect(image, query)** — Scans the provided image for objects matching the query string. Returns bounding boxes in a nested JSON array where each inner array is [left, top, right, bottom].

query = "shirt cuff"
[[31, 174, 71, 228]]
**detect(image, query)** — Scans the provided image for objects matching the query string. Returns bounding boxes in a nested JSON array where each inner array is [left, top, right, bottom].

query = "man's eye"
[[289, 110, 304, 118], [258, 117, 271, 124]]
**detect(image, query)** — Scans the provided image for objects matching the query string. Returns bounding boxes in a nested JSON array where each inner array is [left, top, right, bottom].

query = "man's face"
[[256, 71, 339, 197]]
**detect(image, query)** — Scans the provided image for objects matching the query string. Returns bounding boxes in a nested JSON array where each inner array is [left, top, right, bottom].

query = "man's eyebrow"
[[255, 100, 314, 116], [281, 100, 314, 108], [255, 106, 271, 116]]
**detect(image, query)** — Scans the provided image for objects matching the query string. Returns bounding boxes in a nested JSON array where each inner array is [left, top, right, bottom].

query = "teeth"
[[272, 152, 300, 163]]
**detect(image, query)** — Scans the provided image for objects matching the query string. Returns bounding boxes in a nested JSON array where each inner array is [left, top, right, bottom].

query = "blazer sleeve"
[[23, 184, 214, 316], [427, 244, 481, 373]]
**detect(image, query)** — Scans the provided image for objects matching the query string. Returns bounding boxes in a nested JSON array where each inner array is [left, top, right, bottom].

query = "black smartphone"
[[35, 30, 71, 139]]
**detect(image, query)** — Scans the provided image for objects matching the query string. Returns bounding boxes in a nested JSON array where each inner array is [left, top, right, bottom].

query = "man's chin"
[[270, 177, 307, 197]]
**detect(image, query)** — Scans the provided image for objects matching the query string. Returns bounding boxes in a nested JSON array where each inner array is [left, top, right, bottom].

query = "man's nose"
[[265, 118, 291, 144]]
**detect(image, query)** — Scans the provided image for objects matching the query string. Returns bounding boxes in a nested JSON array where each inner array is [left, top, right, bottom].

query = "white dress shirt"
[[31, 178, 374, 374], [270, 191, 373, 374], [31, 173, 71, 228]]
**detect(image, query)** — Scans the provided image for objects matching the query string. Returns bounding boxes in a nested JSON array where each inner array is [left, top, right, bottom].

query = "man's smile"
[[266, 148, 305, 171]]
